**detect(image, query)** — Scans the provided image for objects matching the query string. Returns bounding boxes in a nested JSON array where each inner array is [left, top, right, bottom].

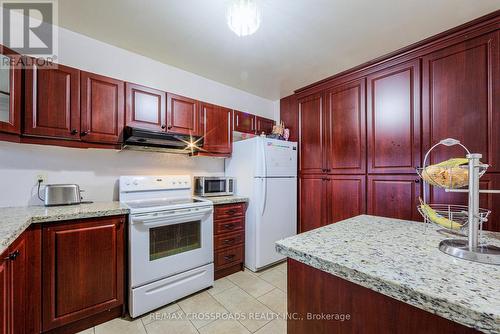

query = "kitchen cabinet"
[[81, 72, 125, 144], [42, 216, 125, 332], [0, 47, 21, 135], [213, 203, 246, 279], [233, 110, 255, 134], [298, 94, 324, 174], [324, 79, 366, 174], [326, 175, 366, 224], [0, 227, 40, 334], [300, 175, 366, 233], [368, 175, 422, 221], [167, 93, 201, 136], [280, 94, 298, 142], [201, 103, 232, 155], [0, 249, 7, 334], [24, 63, 81, 140], [422, 31, 500, 172], [367, 59, 421, 174], [125, 83, 166, 131], [255, 116, 275, 135]]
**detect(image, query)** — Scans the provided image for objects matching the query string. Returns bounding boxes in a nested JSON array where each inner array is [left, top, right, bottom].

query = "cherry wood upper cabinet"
[[125, 83, 166, 131], [0, 48, 21, 135], [81, 72, 124, 144], [24, 63, 80, 140], [255, 116, 275, 135], [368, 175, 421, 221], [324, 79, 366, 174], [367, 60, 421, 174], [280, 94, 298, 142], [167, 93, 200, 136], [201, 103, 232, 154], [299, 176, 326, 232], [0, 249, 7, 334], [422, 32, 500, 171], [233, 110, 255, 134], [298, 94, 324, 174], [326, 175, 366, 223], [42, 216, 125, 332]]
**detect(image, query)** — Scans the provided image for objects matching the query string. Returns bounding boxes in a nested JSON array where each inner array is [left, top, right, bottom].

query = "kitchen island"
[[276, 215, 500, 334]]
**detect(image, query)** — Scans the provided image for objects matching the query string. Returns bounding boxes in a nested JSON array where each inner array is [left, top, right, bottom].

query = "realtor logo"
[[1, 0, 57, 56]]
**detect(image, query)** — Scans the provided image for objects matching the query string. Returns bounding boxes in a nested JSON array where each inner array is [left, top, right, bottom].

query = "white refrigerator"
[[225, 137, 297, 272]]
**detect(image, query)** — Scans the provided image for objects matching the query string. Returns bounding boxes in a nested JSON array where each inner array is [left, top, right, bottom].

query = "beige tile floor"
[[80, 262, 287, 334]]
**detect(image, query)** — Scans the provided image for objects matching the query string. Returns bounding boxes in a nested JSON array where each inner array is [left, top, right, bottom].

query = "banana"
[[419, 198, 462, 230]]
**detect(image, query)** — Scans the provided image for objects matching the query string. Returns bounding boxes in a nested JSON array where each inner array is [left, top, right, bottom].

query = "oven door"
[[129, 206, 213, 288]]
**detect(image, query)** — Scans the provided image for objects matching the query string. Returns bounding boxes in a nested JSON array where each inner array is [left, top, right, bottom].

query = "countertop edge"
[[275, 242, 497, 334]]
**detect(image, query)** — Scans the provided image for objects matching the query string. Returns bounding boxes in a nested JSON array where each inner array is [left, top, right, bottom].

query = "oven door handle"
[[132, 207, 213, 226]]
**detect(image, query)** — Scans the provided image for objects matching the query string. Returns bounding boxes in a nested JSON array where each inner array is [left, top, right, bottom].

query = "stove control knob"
[[133, 180, 139, 186]]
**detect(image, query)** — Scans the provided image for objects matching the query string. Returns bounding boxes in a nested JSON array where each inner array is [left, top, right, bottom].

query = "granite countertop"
[[0, 202, 129, 254], [197, 195, 249, 205], [276, 215, 500, 334]]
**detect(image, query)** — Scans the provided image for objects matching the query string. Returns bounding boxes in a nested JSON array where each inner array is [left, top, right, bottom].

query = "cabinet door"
[[368, 175, 421, 221], [256, 116, 275, 135], [0, 251, 7, 334], [280, 94, 298, 142], [422, 32, 500, 171], [299, 176, 326, 232], [324, 79, 366, 174], [367, 60, 421, 174], [0, 50, 21, 135], [125, 83, 166, 131], [326, 175, 366, 223], [427, 174, 500, 232], [202, 103, 232, 154], [299, 94, 324, 174], [167, 93, 200, 135], [233, 110, 255, 134], [8, 232, 27, 334], [81, 72, 124, 144], [24, 63, 80, 139], [42, 216, 124, 331]]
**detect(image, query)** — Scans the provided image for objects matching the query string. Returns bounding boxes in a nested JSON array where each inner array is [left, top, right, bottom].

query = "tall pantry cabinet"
[[288, 14, 500, 232]]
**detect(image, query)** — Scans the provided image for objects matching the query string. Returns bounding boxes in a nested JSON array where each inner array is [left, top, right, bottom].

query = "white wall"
[[0, 20, 279, 207], [0, 141, 224, 207]]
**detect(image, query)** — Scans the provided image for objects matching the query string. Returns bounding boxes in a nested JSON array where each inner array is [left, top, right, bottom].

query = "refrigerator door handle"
[[260, 177, 267, 216], [259, 139, 267, 177]]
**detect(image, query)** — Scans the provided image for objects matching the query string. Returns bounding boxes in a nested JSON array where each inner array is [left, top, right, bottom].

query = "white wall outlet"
[[36, 173, 48, 183]]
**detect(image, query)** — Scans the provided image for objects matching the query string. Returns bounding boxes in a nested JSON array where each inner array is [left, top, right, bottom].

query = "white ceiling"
[[57, 0, 500, 100]]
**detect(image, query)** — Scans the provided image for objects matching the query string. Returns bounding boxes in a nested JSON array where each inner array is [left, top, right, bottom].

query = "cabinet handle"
[[223, 223, 236, 230], [71, 129, 78, 135], [224, 254, 236, 261], [225, 209, 236, 215], [4, 250, 20, 261], [167, 125, 173, 130], [161, 124, 166, 129], [415, 179, 421, 183], [80, 131, 89, 137], [223, 238, 235, 245]]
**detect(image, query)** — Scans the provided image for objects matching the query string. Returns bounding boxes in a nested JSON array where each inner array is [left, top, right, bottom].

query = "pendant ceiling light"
[[226, 0, 261, 37]]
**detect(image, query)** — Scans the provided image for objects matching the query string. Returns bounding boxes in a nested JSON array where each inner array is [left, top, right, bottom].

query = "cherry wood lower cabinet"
[[213, 202, 246, 279], [0, 226, 41, 334], [287, 258, 479, 334], [42, 216, 126, 333], [368, 175, 422, 221], [299, 175, 366, 233]]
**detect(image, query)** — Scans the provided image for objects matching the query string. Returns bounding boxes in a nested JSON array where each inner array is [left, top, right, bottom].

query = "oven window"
[[206, 180, 226, 193], [149, 221, 201, 261]]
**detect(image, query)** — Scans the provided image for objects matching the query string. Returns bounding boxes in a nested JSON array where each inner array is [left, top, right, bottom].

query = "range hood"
[[122, 127, 203, 154]]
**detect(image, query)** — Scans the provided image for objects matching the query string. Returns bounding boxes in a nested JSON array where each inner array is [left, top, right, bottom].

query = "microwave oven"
[[194, 177, 235, 197]]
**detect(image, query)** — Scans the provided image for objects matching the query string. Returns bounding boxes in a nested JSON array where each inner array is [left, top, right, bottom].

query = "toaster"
[[44, 184, 82, 206]]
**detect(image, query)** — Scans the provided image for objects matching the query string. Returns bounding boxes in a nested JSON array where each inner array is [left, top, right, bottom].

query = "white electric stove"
[[119, 175, 214, 318]]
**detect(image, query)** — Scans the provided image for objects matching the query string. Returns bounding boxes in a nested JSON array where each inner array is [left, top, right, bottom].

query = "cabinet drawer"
[[214, 231, 244, 250], [214, 217, 244, 234], [214, 203, 245, 220], [215, 245, 243, 268]]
